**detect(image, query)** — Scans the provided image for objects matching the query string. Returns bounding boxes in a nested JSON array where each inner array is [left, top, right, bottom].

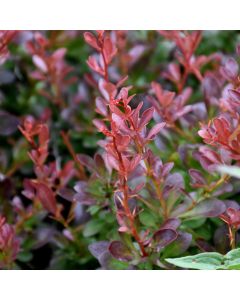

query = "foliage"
[[166, 248, 240, 270], [1, 30, 240, 269]]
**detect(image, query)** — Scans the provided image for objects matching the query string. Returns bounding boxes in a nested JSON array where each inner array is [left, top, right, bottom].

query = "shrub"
[[1, 30, 240, 269]]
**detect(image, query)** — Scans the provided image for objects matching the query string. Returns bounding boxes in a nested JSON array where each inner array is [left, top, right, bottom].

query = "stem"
[[60, 131, 86, 180], [128, 117, 168, 220], [171, 124, 195, 143], [229, 226, 236, 250], [112, 136, 147, 257], [101, 49, 109, 82], [205, 175, 230, 194]]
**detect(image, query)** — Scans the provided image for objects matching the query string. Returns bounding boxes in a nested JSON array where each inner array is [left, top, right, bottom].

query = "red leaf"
[[147, 122, 165, 140], [138, 107, 154, 130], [38, 124, 49, 146], [36, 183, 57, 215], [160, 218, 181, 231], [84, 32, 101, 51], [86, 56, 104, 76], [95, 97, 108, 117], [103, 36, 117, 64], [52, 48, 67, 61]]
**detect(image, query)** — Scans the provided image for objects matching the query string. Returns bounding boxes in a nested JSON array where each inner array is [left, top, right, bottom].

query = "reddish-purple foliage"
[[2, 30, 240, 269]]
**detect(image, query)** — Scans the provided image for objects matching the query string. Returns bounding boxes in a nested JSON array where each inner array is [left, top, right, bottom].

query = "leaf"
[[147, 122, 165, 140], [32, 55, 48, 73], [160, 218, 181, 230], [152, 229, 178, 251], [0, 110, 19, 136], [189, 169, 206, 186], [183, 218, 206, 229], [162, 231, 192, 258], [217, 165, 240, 179], [166, 252, 224, 270], [83, 219, 104, 237], [88, 241, 110, 259], [103, 36, 117, 64], [84, 32, 100, 51], [179, 199, 226, 218], [57, 187, 75, 202], [166, 248, 240, 270], [36, 183, 57, 215], [225, 248, 240, 261], [108, 241, 133, 262], [77, 154, 95, 172], [229, 89, 240, 103], [138, 107, 154, 130], [224, 248, 240, 269], [52, 48, 66, 61], [221, 57, 239, 80], [139, 211, 158, 227], [17, 251, 33, 263]]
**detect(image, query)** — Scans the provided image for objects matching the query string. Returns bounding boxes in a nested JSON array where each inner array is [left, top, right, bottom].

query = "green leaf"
[[182, 218, 206, 229], [17, 251, 33, 263], [87, 205, 101, 215], [166, 248, 240, 270], [166, 252, 224, 270], [217, 165, 240, 179], [162, 232, 192, 258], [139, 211, 158, 227], [224, 248, 240, 269], [83, 219, 104, 237]]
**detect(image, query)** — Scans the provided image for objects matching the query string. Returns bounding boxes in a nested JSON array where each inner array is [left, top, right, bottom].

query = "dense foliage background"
[[1, 30, 240, 270]]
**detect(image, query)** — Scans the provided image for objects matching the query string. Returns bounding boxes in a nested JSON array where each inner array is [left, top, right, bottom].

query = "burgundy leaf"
[[108, 241, 133, 262], [152, 229, 178, 251], [189, 169, 206, 186], [163, 231, 192, 257], [160, 218, 181, 231]]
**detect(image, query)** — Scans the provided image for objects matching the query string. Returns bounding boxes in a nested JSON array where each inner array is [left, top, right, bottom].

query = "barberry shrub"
[[1, 30, 240, 269]]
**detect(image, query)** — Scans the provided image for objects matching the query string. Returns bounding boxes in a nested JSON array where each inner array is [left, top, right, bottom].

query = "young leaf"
[[36, 183, 57, 215]]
